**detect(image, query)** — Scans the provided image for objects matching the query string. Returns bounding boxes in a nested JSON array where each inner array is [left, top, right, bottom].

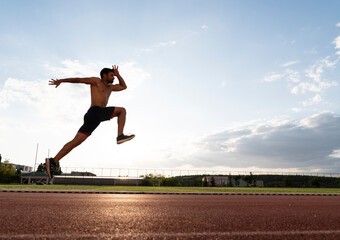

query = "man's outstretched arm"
[[111, 65, 127, 91], [49, 77, 99, 88]]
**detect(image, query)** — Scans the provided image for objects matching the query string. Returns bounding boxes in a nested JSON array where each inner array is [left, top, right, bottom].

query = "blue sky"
[[1, 0, 340, 173]]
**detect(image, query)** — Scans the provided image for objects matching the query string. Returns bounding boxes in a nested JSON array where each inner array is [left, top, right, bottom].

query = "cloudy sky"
[[1, 0, 340, 173]]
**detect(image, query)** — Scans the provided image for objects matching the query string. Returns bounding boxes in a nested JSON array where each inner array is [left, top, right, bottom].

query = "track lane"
[[1, 193, 340, 239]]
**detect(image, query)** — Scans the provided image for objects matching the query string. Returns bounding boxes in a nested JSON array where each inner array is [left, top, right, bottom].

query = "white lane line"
[[1, 230, 340, 239]]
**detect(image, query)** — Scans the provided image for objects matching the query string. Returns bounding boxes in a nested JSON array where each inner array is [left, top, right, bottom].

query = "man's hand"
[[112, 65, 120, 76], [110, 65, 127, 91], [49, 79, 61, 88]]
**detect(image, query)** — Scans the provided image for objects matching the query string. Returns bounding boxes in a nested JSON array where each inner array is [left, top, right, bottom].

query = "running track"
[[1, 192, 340, 239]]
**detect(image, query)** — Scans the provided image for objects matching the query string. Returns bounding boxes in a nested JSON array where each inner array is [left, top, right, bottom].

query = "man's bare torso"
[[90, 79, 112, 108]]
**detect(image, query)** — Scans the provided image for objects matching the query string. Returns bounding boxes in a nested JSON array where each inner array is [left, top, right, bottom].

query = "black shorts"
[[78, 106, 115, 136]]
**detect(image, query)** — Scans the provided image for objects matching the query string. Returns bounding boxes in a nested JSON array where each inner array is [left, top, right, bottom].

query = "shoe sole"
[[117, 135, 135, 144], [45, 158, 51, 179]]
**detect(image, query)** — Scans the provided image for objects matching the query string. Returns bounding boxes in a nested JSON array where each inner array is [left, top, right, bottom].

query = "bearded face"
[[106, 72, 114, 84]]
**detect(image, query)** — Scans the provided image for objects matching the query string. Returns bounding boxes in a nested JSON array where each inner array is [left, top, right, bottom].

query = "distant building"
[[61, 171, 96, 176], [203, 176, 264, 187], [10, 163, 33, 172], [252, 180, 264, 187], [203, 176, 229, 187]]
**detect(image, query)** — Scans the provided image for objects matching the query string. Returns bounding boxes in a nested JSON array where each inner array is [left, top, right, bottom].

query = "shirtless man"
[[45, 65, 135, 179]]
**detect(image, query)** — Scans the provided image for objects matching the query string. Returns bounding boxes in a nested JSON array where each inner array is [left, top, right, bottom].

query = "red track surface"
[[1, 192, 340, 239]]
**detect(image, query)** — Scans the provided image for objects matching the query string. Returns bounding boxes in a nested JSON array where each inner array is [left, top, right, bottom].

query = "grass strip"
[[0, 184, 340, 193]]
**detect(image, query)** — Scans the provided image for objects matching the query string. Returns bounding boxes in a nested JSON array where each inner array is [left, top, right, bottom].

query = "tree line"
[[140, 173, 340, 188], [0, 154, 21, 183], [0, 153, 62, 183]]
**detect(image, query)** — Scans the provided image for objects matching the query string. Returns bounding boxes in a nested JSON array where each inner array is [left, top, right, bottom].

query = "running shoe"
[[117, 134, 135, 144], [45, 158, 56, 179]]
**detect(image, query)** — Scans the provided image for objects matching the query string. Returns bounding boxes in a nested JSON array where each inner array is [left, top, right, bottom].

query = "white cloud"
[[201, 24, 208, 30], [291, 81, 336, 94], [291, 108, 301, 112], [171, 112, 340, 172], [302, 94, 323, 106], [285, 69, 300, 83], [304, 48, 318, 55], [264, 69, 300, 83], [140, 48, 153, 53], [336, 23, 340, 27], [320, 56, 339, 68], [333, 36, 340, 55], [291, 56, 338, 94], [44, 59, 103, 78], [305, 61, 324, 82], [281, 60, 299, 67], [329, 149, 340, 158], [264, 72, 284, 82], [139, 40, 177, 54], [158, 40, 177, 47], [0, 60, 150, 121]]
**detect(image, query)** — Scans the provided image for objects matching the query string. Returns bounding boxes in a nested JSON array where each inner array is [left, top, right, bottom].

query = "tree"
[[203, 177, 208, 187], [335, 178, 340, 188], [0, 154, 2, 165], [227, 174, 233, 187], [160, 177, 181, 186], [0, 160, 20, 183], [37, 162, 62, 175], [141, 173, 163, 186], [234, 175, 241, 187], [193, 177, 202, 187], [211, 176, 216, 187], [37, 163, 46, 172], [242, 172, 254, 187], [310, 177, 320, 188], [283, 176, 292, 187]]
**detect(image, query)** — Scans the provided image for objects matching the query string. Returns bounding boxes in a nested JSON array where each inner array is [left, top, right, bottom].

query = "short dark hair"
[[100, 68, 114, 78]]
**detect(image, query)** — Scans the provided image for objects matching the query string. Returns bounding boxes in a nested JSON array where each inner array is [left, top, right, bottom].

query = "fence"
[[59, 167, 340, 178]]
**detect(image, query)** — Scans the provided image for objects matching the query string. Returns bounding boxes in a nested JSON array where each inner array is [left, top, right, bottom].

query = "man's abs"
[[90, 84, 111, 107]]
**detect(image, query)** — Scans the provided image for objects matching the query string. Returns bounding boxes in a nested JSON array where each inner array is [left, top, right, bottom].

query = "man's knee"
[[113, 107, 126, 117], [71, 133, 88, 146]]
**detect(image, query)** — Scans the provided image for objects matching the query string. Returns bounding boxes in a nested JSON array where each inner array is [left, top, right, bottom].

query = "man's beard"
[[108, 80, 114, 84]]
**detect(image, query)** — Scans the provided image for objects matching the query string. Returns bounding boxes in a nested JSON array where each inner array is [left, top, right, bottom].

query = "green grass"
[[1, 184, 340, 193]]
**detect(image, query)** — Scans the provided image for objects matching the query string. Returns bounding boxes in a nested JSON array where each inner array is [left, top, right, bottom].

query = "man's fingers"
[[49, 79, 59, 86]]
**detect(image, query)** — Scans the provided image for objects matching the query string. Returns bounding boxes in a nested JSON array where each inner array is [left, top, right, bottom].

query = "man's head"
[[100, 68, 115, 83]]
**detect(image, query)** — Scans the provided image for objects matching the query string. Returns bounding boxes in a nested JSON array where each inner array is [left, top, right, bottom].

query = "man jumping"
[[45, 65, 135, 179]]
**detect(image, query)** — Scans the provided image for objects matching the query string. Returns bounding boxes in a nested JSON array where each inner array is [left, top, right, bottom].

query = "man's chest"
[[91, 84, 111, 98]]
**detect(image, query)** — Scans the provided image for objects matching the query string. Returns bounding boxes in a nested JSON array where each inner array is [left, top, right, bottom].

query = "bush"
[[37, 162, 62, 175], [160, 177, 181, 186], [192, 177, 203, 187], [310, 177, 320, 188], [0, 160, 21, 183], [140, 173, 163, 186], [211, 176, 216, 187], [283, 176, 292, 187]]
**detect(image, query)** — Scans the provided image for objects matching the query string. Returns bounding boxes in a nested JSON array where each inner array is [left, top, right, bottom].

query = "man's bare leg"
[[112, 107, 135, 144], [46, 132, 88, 179], [112, 107, 126, 136], [54, 132, 89, 163]]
